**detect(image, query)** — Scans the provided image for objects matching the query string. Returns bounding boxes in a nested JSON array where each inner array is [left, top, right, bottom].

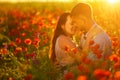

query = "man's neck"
[[85, 19, 95, 32]]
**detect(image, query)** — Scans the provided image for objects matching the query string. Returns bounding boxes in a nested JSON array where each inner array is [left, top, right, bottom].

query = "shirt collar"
[[85, 22, 97, 37]]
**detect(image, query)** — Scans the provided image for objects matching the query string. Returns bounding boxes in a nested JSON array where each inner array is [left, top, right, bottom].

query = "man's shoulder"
[[96, 25, 104, 31], [94, 31, 111, 44]]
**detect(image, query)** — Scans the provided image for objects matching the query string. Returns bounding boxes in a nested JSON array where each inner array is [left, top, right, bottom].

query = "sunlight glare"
[[108, 0, 116, 3]]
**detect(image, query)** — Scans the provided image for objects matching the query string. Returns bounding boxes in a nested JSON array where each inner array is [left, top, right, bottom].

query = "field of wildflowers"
[[0, 2, 120, 80]]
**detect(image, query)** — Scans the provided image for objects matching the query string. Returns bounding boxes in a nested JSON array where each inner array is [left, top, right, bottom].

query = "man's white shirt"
[[80, 23, 112, 60]]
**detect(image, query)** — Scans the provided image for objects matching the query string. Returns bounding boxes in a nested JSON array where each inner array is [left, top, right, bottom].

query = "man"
[[71, 3, 112, 61]]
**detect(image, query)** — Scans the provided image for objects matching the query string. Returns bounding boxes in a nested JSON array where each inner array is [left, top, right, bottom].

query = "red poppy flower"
[[24, 74, 32, 80], [114, 62, 120, 70], [89, 40, 94, 45], [80, 55, 91, 64], [64, 45, 70, 52], [64, 72, 74, 80], [22, 47, 28, 52], [0, 17, 4, 24], [94, 44, 100, 50], [43, 40, 47, 45], [15, 38, 21, 44], [8, 42, 17, 47], [33, 38, 40, 48], [117, 49, 120, 55], [77, 75, 87, 80], [78, 64, 89, 74], [78, 64, 84, 71], [21, 32, 26, 37], [30, 52, 36, 58], [114, 71, 120, 80], [94, 69, 111, 80], [9, 77, 13, 80], [15, 47, 22, 52], [71, 48, 77, 54], [112, 37, 118, 41], [24, 38, 32, 45], [0, 48, 8, 54], [109, 54, 119, 63], [112, 41, 118, 47]]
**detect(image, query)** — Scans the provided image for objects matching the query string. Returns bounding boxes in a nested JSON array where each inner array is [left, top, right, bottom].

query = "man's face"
[[71, 16, 85, 31]]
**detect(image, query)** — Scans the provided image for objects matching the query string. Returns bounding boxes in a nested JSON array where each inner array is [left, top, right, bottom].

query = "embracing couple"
[[49, 3, 112, 72]]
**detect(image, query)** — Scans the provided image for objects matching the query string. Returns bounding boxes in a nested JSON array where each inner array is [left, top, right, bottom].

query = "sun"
[[108, 0, 116, 3]]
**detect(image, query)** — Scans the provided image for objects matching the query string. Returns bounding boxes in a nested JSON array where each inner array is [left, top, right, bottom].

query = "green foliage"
[[30, 54, 61, 80], [0, 51, 27, 80]]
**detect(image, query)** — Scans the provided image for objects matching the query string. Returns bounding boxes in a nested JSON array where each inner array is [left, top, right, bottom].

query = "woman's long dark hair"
[[49, 12, 70, 63]]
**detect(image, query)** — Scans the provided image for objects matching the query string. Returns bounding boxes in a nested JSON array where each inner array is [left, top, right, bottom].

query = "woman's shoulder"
[[57, 35, 75, 49], [58, 35, 67, 39], [57, 35, 69, 43], [56, 35, 69, 48]]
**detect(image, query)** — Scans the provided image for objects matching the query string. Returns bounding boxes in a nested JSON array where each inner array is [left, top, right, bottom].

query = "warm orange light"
[[0, 0, 72, 3]]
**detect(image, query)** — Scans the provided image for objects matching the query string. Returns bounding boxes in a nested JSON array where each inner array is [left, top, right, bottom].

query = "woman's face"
[[63, 15, 76, 36]]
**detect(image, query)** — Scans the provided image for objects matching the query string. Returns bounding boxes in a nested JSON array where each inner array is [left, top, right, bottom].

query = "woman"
[[49, 12, 80, 69]]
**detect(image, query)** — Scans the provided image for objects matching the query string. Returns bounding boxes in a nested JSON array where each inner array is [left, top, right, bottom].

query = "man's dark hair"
[[71, 3, 93, 18]]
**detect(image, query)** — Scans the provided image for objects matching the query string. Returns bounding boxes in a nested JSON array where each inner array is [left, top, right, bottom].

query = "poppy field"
[[0, 2, 120, 80]]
